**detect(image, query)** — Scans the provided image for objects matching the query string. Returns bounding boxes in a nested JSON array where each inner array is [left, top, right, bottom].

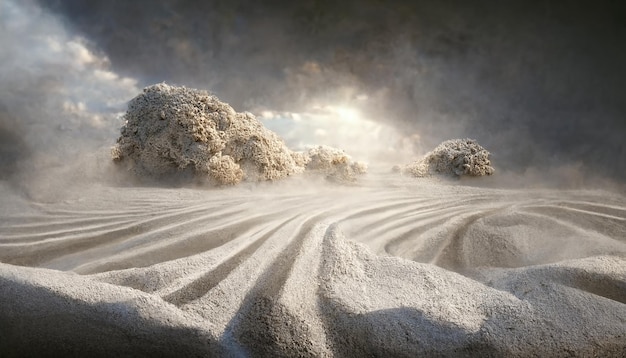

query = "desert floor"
[[1, 173, 625, 356]]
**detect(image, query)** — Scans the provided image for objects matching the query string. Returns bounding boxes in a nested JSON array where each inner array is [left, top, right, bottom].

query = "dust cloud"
[[1, 0, 625, 196], [0, 0, 138, 199]]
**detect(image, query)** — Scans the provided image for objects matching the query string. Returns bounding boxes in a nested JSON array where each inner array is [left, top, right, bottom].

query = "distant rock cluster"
[[396, 138, 494, 178], [112, 84, 366, 185]]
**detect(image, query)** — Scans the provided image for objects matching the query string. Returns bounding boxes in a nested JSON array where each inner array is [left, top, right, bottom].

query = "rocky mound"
[[112, 84, 366, 185], [398, 138, 494, 177], [303, 145, 368, 183]]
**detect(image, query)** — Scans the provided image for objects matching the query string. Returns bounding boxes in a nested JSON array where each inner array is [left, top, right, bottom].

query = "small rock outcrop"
[[398, 139, 494, 178]]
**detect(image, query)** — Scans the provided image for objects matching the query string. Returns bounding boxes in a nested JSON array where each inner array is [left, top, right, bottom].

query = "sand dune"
[[1, 175, 625, 356]]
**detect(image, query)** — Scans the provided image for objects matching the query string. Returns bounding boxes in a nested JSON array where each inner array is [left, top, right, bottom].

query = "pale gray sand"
[[1, 176, 625, 356]]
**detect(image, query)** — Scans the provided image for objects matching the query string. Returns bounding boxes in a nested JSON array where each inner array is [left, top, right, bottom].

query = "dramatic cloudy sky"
[[2, 0, 625, 187]]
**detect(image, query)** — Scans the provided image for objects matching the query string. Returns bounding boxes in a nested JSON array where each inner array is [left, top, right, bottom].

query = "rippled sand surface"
[[1, 175, 625, 356]]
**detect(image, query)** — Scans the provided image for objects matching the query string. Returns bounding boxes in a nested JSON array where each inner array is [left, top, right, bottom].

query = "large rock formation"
[[112, 84, 366, 185]]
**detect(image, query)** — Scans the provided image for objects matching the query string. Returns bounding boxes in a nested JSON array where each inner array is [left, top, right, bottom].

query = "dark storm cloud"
[[18, 0, 626, 183]]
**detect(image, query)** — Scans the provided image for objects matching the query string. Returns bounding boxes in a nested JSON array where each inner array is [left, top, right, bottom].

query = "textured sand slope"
[[1, 177, 625, 356]]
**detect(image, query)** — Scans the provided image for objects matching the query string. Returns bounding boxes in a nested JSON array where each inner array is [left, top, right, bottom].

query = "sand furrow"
[[69, 210, 297, 274], [0, 219, 138, 243], [522, 205, 626, 242], [222, 215, 328, 356], [162, 215, 301, 306]]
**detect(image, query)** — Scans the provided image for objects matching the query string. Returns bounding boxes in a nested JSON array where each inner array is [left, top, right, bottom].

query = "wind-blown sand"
[[1, 174, 625, 356]]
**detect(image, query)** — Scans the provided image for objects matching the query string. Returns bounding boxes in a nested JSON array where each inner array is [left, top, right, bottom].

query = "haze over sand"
[[1, 87, 625, 355], [1, 0, 626, 356]]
